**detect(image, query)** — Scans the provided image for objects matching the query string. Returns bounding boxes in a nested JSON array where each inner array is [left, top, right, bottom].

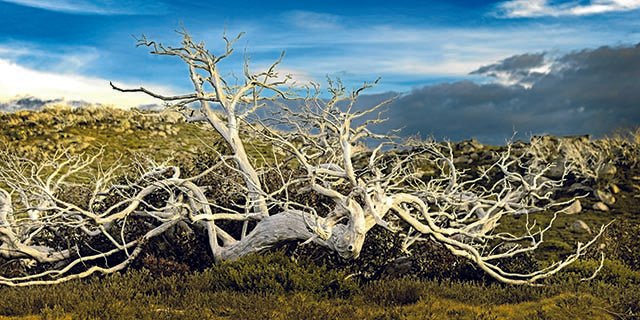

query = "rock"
[[545, 160, 566, 179], [593, 202, 609, 212], [567, 183, 593, 194], [453, 155, 471, 164], [610, 184, 621, 194], [477, 151, 495, 162], [561, 200, 582, 215], [571, 220, 592, 234], [163, 112, 183, 124], [458, 139, 483, 154], [596, 189, 616, 206], [470, 139, 483, 150], [597, 163, 617, 179]]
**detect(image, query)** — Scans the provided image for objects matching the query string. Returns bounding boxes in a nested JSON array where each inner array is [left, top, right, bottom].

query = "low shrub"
[[363, 278, 424, 306], [190, 251, 360, 298], [602, 219, 640, 271]]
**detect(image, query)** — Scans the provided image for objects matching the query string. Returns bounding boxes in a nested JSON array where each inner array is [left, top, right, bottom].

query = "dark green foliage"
[[285, 226, 410, 281], [0, 258, 636, 319], [602, 220, 640, 271], [191, 251, 359, 298], [0, 252, 357, 319], [558, 258, 640, 286], [286, 225, 541, 285], [363, 278, 424, 306], [140, 254, 191, 276]]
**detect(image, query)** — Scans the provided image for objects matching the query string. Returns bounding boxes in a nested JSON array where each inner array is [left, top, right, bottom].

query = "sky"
[[0, 0, 639, 143]]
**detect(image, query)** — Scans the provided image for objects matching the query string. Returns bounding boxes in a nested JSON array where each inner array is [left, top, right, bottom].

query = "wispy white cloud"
[[0, 42, 100, 74], [0, 7, 634, 100], [0, 0, 167, 15], [496, 0, 640, 18], [241, 21, 617, 83], [0, 58, 174, 108], [285, 10, 342, 30]]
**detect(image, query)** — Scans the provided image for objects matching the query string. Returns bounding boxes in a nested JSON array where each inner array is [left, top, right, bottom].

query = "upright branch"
[[111, 30, 292, 219]]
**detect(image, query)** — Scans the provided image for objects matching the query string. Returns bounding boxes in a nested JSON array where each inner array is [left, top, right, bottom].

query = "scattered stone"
[[545, 160, 565, 179], [610, 184, 621, 194], [596, 189, 616, 206], [593, 202, 609, 212], [597, 163, 617, 179], [567, 183, 593, 194], [458, 139, 483, 154], [481, 151, 497, 161], [470, 139, 483, 150], [571, 220, 592, 234], [453, 155, 471, 164], [163, 111, 183, 124], [561, 200, 582, 215]]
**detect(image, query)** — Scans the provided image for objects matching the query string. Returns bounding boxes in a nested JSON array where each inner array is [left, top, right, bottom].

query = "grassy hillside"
[[0, 105, 221, 166], [0, 106, 639, 319]]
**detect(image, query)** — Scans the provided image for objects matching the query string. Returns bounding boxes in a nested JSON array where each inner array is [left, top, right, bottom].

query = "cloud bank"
[[496, 0, 640, 18], [0, 58, 172, 108], [372, 43, 640, 144]]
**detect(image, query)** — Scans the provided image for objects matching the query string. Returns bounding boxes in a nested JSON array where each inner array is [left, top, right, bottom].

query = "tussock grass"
[[0, 252, 634, 319]]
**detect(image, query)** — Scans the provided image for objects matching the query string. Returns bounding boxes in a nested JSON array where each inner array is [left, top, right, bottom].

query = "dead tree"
[[0, 31, 608, 286]]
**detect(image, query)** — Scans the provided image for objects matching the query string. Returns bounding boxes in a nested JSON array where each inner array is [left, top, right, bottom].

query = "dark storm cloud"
[[0, 96, 60, 112], [471, 53, 546, 75], [0, 96, 92, 112], [370, 43, 640, 144], [470, 53, 548, 87]]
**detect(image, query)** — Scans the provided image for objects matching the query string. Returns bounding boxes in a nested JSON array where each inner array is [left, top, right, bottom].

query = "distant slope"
[[0, 105, 220, 166]]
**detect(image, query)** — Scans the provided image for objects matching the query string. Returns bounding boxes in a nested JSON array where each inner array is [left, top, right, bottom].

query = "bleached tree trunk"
[[0, 31, 609, 286]]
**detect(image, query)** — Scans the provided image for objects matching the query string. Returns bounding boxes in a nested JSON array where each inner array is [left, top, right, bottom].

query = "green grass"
[[0, 252, 634, 319]]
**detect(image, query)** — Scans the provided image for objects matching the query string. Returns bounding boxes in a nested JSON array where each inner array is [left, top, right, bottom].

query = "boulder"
[[561, 200, 582, 215], [593, 202, 609, 212], [597, 163, 617, 180], [457, 139, 483, 154], [596, 189, 616, 206], [610, 184, 621, 194], [567, 183, 593, 194], [571, 220, 592, 234], [453, 155, 471, 164], [545, 160, 566, 179]]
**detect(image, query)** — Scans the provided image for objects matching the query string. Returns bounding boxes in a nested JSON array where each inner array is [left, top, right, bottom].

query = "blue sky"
[[1, 0, 639, 142]]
